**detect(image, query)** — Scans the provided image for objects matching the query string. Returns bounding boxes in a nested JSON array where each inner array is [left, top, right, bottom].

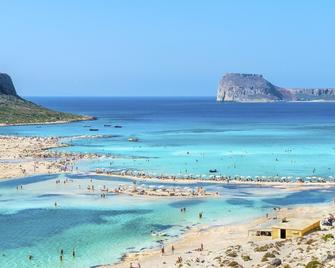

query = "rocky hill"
[[0, 73, 18, 96], [0, 73, 93, 125], [217, 73, 335, 102]]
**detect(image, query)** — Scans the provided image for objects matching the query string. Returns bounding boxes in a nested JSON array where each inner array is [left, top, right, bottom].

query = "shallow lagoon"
[[1, 98, 335, 267], [0, 174, 335, 268]]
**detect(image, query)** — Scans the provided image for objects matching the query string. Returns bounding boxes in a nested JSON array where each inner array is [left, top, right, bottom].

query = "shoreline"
[[0, 135, 102, 180], [1, 131, 335, 187], [0, 115, 95, 127], [93, 172, 335, 190], [102, 203, 335, 268], [2, 166, 334, 267]]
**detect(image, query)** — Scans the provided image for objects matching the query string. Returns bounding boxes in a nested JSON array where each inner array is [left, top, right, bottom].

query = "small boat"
[[114, 125, 122, 128], [128, 137, 139, 142], [83, 125, 91, 128], [89, 128, 99, 131], [209, 169, 217, 173], [104, 124, 112, 127]]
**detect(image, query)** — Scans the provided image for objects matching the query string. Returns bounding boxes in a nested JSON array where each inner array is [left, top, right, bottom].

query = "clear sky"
[[1, 0, 335, 96]]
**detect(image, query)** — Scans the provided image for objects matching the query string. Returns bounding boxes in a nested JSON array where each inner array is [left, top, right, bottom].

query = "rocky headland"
[[0, 73, 94, 125], [217, 73, 335, 102]]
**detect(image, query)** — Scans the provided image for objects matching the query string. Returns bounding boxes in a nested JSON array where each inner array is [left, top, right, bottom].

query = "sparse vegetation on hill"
[[0, 73, 93, 125]]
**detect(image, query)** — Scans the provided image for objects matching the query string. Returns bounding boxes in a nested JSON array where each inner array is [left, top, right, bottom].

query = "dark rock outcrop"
[[217, 73, 335, 102], [0, 73, 18, 96]]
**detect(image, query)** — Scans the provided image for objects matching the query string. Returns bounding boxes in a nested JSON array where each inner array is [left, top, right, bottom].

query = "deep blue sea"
[[1, 97, 335, 267]]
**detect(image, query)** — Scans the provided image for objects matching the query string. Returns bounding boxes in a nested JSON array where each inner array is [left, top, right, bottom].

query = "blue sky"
[[1, 0, 334, 96]]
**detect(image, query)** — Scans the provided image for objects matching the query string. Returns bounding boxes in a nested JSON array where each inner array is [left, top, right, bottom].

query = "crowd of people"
[[97, 169, 335, 184]]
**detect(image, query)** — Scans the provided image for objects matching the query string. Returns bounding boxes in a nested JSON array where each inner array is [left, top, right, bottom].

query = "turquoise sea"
[[1, 97, 335, 267], [3, 97, 335, 178]]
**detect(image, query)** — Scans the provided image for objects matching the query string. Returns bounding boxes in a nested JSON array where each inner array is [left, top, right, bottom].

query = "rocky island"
[[0, 73, 94, 125], [217, 73, 335, 102]]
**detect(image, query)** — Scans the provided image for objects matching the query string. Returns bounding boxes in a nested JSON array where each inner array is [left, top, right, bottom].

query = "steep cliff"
[[0, 73, 18, 96], [217, 73, 284, 102], [0, 73, 93, 125], [217, 73, 335, 102], [284, 88, 335, 101]]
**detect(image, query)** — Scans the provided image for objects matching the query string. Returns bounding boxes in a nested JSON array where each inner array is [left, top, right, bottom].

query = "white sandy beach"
[[105, 204, 335, 268], [0, 136, 67, 179], [0, 135, 101, 180]]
